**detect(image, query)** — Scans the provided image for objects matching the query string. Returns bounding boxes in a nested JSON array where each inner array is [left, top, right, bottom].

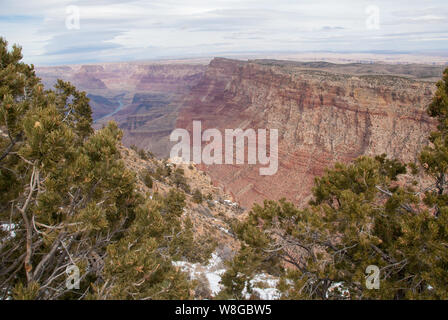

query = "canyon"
[[36, 58, 446, 208], [37, 62, 207, 156]]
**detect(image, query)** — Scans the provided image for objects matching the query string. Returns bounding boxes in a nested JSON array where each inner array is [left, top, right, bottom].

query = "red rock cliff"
[[177, 58, 437, 208]]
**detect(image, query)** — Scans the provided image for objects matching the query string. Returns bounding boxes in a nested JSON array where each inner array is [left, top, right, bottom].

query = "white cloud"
[[408, 15, 445, 21], [0, 0, 447, 65]]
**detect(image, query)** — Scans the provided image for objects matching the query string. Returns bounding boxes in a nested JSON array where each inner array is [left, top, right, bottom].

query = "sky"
[[1, 0, 448, 65]]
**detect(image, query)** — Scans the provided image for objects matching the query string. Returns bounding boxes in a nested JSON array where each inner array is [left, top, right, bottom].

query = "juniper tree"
[[97, 199, 193, 300], [0, 38, 195, 300], [192, 189, 203, 204]]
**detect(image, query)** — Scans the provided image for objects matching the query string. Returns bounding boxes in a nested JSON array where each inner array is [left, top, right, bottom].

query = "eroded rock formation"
[[37, 58, 443, 208], [177, 58, 438, 207]]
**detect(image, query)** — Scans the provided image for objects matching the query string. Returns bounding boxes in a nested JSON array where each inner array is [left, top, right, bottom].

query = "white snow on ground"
[[205, 270, 226, 295], [173, 252, 281, 299], [326, 281, 350, 299], [217, 226, 232, 236], [173, 252, 226, 295], [242, 273, 281, 300], [1, 223, 17, 239]]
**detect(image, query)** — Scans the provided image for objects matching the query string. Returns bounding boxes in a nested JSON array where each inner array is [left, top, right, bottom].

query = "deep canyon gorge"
[[36, 58, 446, 208]]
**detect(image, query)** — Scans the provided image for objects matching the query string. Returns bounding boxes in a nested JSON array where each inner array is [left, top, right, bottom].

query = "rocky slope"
[[120, 144, 241, 251], [177, 58, 440, 208]]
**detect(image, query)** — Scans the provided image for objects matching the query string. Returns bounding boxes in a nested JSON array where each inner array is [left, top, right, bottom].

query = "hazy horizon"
[[1, 0, 448, 66]]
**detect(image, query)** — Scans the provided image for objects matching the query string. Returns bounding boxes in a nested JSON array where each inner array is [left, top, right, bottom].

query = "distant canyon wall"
[[37, 58, 442, 208], [177, 58, 438, 208], [37, 62, 207, 156]]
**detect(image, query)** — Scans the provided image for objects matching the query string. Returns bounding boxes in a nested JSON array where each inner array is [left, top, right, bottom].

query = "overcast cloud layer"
[[1, 0, 448, 65]]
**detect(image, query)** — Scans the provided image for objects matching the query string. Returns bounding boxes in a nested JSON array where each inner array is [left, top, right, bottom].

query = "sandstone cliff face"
[[177, 58, 438, 208]]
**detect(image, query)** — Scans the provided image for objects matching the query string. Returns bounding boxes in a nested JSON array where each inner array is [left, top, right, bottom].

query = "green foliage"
[[100, 200, 193, 299], [0, 38, 194, 300], [130, 145, 151, 160], [420, 68, 448, 216], [138, 149, 148, 160], [171, 167, 190, 193], [160, 189, 186, 217], [12, 281, 40, 300], [227, 156, 447, 299], [217, 245, 265, 299], [141, 169, 153, 189], [192, 189, 203, 204], [151, 161, 173, 182]]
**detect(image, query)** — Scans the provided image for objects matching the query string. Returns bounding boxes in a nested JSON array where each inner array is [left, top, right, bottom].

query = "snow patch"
[[243, 273, 281, 300], [1, 223, 17, 239], [173, 252, 226, 295], [173, 252, 280, 299]]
